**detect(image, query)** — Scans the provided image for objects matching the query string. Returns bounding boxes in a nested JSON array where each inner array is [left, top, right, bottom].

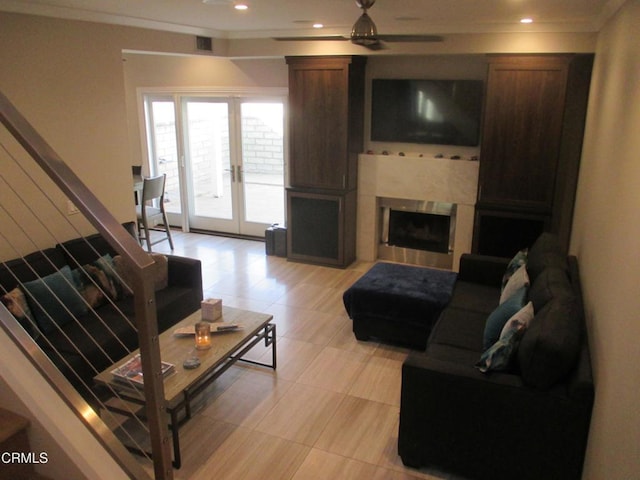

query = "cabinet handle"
[[342, 174, 346, 189]]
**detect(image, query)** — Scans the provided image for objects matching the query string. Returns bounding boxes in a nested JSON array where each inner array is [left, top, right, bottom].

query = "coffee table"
[[94, 306, 276, 468]]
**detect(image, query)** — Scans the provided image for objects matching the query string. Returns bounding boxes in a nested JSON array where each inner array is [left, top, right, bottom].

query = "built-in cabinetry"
[[474, 54, 593, 256], [285, 55, 366, 267]]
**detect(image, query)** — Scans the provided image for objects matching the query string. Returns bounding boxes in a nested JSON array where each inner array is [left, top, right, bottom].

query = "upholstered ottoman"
[[343, 262, 457, 349]]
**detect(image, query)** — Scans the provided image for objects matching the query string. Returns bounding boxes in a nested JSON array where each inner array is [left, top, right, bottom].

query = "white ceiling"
[[0, 0, 625, 39]]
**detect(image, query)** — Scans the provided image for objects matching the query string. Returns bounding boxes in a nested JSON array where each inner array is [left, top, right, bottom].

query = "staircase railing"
[[0, 90, 174, 479]]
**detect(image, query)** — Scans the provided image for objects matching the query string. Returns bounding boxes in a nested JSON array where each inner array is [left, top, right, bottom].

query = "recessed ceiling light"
[[234, 3, 248, 10], [313, 23, 324, 29], [520, 17, 533, 24]]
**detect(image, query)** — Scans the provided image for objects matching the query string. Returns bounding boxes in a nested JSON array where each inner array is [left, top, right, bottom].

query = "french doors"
[[143, 92, 286, 237]]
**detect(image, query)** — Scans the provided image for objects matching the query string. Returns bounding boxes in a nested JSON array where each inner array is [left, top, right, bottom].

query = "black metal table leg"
[[170, 408, 181, 469]]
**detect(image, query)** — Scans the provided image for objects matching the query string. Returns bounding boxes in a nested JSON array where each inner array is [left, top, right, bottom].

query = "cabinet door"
[[286, 189, 356, 267], [288, 59, 349, 190], [479, 56, 570, 211]]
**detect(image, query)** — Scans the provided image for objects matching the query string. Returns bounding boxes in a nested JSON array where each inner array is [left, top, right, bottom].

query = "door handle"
[[237, 166, 243, 183], [225, 167, 236, 182]]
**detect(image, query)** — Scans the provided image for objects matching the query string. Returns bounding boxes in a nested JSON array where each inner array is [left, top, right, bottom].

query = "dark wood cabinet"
[[474, 54, 593, 256], [285, 56, 366, 267], [286, 56, 366, 191]]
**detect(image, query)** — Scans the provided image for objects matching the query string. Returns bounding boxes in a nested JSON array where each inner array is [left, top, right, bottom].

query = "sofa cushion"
[[448, 281, 500, 315], [428, 306, 486, 352], [57, 222, 136, 266], [0, 248, 67, 293], [529, 267, 573, 312], [477, 302, 534, 373], [425, 342, 486, 368], [155, 286, 200, 332], [44, 303, 138, 372], [526, 233, 568, 282], [483, 285, 527, 350], [59, 234, 118, 267], [518, 294, 582, 389], [500, 264, 529, 304], [113, 253, 169, 293], [22, 265, 88, 334]]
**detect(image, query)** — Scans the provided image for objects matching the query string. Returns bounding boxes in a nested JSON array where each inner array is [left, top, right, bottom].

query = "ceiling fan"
[[274, 0, 443, 50]]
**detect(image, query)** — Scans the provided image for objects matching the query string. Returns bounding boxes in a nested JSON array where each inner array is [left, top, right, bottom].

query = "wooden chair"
[[136, 174, 174, 252]]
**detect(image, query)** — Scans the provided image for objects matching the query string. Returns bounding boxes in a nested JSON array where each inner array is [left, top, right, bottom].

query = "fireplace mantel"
[[356, 154, 479, 271]]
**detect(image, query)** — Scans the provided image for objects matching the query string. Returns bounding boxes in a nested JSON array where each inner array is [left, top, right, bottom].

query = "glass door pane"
[[146, 99, 182, 221], [239, 102, 285, 233], [184, 99, 236, 231]]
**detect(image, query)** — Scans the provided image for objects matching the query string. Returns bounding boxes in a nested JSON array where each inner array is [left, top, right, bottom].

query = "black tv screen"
[[371, 79, 483, 146]]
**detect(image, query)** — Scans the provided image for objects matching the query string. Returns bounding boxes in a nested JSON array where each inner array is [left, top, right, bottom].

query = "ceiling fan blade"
[[272, 35, 349, 42], [377, 34, 444, 43], [362, 41, 387, 50]]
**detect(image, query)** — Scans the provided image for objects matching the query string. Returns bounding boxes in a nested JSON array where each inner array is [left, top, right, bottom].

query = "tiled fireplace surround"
[[356, 154, 479, 272]]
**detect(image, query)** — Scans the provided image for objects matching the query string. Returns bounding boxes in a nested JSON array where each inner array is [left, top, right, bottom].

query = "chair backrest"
[[141, 174, 166, 203]]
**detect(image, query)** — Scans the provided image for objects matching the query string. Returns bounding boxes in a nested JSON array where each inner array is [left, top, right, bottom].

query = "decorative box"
[[201, 298, 222, 321]]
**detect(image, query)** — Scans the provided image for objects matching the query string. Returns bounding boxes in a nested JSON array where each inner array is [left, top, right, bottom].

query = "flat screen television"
[[371, 79, 484, 147]]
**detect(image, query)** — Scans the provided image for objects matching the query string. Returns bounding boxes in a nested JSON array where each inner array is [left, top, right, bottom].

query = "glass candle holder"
[[194, 322, 211, 350]]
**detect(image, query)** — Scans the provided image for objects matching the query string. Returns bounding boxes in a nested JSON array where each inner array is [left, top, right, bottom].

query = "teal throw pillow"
[[483, 285, 527, 350], [477, 301, 534, 373], [22, 265, 88, 334]]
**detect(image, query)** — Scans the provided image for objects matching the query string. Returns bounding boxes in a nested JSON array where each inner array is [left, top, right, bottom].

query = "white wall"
[[0, 12, 198, 241], [570, 1, 640, 478]]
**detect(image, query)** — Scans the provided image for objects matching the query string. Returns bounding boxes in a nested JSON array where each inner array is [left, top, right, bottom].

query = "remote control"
[[216, 324, 239, 331]]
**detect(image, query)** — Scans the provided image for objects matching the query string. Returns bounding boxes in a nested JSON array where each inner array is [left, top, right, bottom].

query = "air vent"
[[196, 36, 213, 52]]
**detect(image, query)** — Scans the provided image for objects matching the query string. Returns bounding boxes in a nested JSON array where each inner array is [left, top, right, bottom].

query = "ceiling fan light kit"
[[351, 12, 379, 45]]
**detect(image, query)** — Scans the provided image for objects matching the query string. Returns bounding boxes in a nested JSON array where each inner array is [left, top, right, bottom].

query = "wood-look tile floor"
[[142, 231, 457, 480]]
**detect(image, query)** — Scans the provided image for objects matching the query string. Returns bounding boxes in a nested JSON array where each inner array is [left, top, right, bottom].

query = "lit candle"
[[194, 322, 211, 349]]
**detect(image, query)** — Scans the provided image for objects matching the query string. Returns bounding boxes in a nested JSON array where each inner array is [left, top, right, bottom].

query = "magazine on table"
[[111, 353, 175, 386]]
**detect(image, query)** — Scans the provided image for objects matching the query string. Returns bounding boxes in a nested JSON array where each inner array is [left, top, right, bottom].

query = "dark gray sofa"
[[398, 233, 594, 480], [0, 227, 203, 400]]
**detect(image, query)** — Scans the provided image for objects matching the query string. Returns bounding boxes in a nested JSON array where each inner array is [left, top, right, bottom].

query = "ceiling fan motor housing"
[[355, 0, 376, 10]]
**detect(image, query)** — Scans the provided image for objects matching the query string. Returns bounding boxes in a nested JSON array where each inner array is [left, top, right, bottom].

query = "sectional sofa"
[[0, 226, 202, 400], [398, 233, 594, 480]]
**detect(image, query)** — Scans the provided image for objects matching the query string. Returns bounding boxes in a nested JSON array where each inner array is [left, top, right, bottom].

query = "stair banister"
[[0, 90, 173, 480]]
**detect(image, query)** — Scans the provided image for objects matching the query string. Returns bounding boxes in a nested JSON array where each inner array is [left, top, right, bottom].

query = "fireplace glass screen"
[[388, 210, 451, 254]]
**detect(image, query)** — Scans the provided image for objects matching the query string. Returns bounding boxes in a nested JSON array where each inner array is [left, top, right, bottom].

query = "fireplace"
[[379, 197, 456, 269]]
